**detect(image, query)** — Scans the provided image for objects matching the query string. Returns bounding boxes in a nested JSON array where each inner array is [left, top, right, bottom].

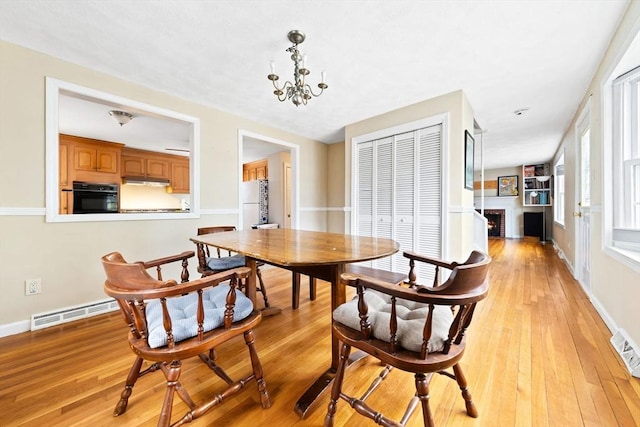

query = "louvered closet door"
[[355, 123, 442, 282], [416, 125, 442, 283], [374, 137, 393, 271], [357, 142, 373, 238]]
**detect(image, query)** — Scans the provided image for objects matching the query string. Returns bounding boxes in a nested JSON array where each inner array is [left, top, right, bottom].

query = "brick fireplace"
[[478, 209, 505, 238]]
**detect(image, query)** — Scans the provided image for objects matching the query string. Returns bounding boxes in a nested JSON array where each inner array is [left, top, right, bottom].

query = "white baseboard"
[[0, 320, 30, 338]]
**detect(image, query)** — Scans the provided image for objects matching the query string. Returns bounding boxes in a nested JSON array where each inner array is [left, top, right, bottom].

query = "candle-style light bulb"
[[269, 61, 276, 75], [321, 70, 327, 83], [302, 54, 307, 69]]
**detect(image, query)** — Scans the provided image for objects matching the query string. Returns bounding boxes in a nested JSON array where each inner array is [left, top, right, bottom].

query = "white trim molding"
[[0, 207, 46, 216]]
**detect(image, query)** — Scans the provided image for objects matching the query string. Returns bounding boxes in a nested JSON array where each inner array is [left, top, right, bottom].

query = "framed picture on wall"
[[498, 175, 519, 196], [464, 130, 474, 190]]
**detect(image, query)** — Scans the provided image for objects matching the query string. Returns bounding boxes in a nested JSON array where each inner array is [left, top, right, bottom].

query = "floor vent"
[[611, 330, 640, 378], [31, 298, 119, 331]]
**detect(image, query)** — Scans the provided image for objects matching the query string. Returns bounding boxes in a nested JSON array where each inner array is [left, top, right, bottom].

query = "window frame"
[[603, 45, 640, 269]]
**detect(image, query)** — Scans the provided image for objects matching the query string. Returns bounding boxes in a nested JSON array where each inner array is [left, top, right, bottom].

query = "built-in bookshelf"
[[522, 163, 551, 206]]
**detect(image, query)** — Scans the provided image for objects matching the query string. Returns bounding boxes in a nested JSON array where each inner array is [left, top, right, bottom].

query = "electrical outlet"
[[25, 278, 42, 295]]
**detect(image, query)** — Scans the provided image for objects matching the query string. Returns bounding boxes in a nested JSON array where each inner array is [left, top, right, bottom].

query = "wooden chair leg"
[[256, 267, 270, 308], [113, 356, 144, 416], [324, 342, 351, 427], [453, 363, 478, 417], [199, 349, 233, 384], [415, 373, 435, 427], [244, 329, 271, 409], [158, 361, 182, 427]]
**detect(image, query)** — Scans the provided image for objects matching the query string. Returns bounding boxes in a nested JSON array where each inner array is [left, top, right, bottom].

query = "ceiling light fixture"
[[513, 108, 529, 116], [109, 110, 133, 126], [267, 30, 327, 107]]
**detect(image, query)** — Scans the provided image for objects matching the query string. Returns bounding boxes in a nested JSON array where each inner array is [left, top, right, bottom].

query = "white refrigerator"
[[241, 179, 269, 230]]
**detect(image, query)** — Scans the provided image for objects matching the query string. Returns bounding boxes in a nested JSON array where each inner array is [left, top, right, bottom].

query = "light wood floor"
[[1, 239, 639, 426]]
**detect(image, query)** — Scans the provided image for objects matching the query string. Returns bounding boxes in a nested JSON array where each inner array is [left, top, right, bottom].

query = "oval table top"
[[190, 228, 400, 267]]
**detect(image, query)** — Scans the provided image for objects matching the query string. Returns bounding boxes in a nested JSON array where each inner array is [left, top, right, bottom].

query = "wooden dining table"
[[190, 228, 400, 418]]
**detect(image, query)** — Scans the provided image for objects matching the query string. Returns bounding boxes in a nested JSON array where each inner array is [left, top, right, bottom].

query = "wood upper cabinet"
[[73, 142, 119, 173], [146, 158, 170, 179], [243, 159, 268, 182], [121, 148, 172, 180], [121, 154, 146, 176], [60, 134, 122, 182], [170, 159, 190, 193]]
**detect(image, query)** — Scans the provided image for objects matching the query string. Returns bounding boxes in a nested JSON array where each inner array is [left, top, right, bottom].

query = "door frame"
[[574, 99, 592, 293], [238, 130, 299, 230]]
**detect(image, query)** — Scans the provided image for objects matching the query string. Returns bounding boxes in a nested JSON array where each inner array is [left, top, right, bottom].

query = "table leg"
[[246, 257, 281, 317], [294, 264, 349, 418]]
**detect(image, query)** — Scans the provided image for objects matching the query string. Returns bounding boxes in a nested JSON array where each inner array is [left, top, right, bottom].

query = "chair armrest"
[[403, 251, 458, 270], [139, 251, 195, 269], [341, 273, 488, 306], [137, 251, 195, 282], [108, 267, 251, 300]]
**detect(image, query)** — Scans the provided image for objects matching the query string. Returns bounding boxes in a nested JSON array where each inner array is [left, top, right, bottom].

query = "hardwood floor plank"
[[1, 239, 638, 426]]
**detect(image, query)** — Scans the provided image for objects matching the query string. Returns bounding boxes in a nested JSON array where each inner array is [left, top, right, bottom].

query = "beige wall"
[[341, 90, 475, 261], [327, 141, 346, 233], [0, 41, 329, 327], [551, 2, 640, 347]]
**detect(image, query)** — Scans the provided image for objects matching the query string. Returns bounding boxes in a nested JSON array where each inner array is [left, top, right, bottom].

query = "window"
[[611, 65, 640, 256], [554, 152, 565, 226]]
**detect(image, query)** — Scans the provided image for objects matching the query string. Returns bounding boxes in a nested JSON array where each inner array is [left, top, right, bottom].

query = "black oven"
[[73, 181, 119, 214]]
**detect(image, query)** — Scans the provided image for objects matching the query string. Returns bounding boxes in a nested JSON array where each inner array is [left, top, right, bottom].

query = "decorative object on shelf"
[[498, 175, 518, 196], [522, 163, 551, 206], [108, 110, 133, 127], [464, 130, 474, 190], [267, 30, 328, 106]]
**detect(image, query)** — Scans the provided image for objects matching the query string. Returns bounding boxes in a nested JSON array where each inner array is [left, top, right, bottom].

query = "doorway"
[[238, 130, 298, 230], [575, 101, 591, 293]]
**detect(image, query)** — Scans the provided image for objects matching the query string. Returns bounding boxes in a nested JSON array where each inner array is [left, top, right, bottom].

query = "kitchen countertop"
[[120, 209, 189, 213]]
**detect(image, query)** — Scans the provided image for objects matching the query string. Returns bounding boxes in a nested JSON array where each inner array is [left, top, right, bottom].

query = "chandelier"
[[267, 30, 327, 106]]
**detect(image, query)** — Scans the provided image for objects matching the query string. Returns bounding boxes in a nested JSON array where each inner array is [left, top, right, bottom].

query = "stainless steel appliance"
[[72, 181, 119, 214]]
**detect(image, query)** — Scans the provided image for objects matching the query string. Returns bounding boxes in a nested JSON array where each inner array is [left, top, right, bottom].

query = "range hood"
[[122, 176, 170, 187]]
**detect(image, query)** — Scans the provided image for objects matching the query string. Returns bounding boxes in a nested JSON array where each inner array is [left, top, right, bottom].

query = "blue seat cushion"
[[206, 254, 246, 270], [333, 289, 453, 353], [145, 284, 254, 348]]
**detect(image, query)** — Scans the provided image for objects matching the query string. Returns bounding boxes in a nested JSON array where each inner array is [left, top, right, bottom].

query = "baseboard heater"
[[30, 298, 119, 331], [611, 329, 640, 378]]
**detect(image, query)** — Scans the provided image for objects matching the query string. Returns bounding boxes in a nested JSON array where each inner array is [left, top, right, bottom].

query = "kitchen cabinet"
[[59, 135, 123, 213], [122, 147, 189, 193], [121, 148, 170, 179], [522, 163, 551, 206], [60, 134, 123, 184], [170, 159, 190, 193], [59, 141, 69, 188], [59, 141, 71, 214], [74, 143, 119, 173], [243, 159, 268, 182]]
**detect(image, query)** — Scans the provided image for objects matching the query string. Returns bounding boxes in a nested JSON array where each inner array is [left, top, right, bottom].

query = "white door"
[[575, 104, 591, 292], [283, 162, 291, 229]]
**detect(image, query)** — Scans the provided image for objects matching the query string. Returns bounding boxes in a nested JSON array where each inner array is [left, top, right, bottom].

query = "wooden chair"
[[196, 226, 270, 308], [325, 250, 491, 427], [102, 250, 271, 427]]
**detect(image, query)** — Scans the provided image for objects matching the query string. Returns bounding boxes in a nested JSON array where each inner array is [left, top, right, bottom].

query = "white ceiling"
[[0, 0, 630, 170]]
